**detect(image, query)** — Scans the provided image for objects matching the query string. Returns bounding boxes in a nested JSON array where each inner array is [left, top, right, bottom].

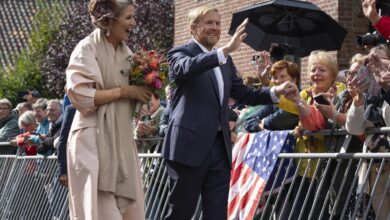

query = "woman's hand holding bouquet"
[[120, 85, 152, 103], [121, 49, 169, 117]]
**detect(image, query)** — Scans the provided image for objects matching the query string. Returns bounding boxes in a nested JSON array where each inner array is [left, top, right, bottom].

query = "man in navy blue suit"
[[162, 5, 297, 220]]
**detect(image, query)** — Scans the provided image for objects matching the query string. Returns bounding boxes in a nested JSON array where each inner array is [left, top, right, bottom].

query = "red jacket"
[[16, 132, 38, 156], [374, 16, 390, 41]]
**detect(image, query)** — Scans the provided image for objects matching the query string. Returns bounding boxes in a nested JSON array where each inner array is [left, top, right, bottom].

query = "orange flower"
[[144, 71, 158, 84], [149, 58, 159, 69]]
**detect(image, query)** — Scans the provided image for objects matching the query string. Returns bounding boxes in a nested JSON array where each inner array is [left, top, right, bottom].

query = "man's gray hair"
[[47, 99, 63, 114], [33, 98, 48, 110], [15, 102, 32, 111], [18, 111, 36, 127]]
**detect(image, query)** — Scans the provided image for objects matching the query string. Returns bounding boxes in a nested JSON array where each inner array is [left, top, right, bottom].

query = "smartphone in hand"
[[353, 66, 381, 96], [313, 94, 330, 105], [355, 66, 371, 86], [142, 115, 152, 126]]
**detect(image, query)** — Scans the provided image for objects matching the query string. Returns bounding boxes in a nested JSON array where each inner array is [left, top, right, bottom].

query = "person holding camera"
[[135, 93, 165, 153], [362, 0, 390, 41], [319, 53, 369, 218], [346, 44, 390, 219], [10, 111, 40, 156], [254, 43, 293, 87], [284, 50, 347, 219], [254, 50, 272, 86]]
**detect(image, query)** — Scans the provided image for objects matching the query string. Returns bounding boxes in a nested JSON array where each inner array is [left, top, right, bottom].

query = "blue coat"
[[57, 105, 76, 176], [162, 40, 276, 167], [243, 105, 298, 132]]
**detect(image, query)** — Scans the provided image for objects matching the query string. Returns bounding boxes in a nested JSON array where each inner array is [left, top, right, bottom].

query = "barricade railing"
[[258, 154, 390, 220], [1, 127, 390, 219], [136, 137, 203, 220], [257, 127, 390, 220], [0, 155, 69, 220]]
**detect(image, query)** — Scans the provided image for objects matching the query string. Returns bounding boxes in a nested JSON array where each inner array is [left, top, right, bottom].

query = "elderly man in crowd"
[[14, 102, 33, 118], [38, 99, 63, 156], [0, 98, 19, 142], [33, 98, 50, 135]]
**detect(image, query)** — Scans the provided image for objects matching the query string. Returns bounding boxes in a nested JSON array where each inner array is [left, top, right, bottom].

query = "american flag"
[[228, 130, 295, 220]]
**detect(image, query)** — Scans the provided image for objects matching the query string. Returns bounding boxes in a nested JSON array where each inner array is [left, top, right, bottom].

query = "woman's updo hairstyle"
[[88, 0, 134, 32]]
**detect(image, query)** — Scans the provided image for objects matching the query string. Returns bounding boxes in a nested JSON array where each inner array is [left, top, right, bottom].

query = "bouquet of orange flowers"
[[121, 49, 169, 117]]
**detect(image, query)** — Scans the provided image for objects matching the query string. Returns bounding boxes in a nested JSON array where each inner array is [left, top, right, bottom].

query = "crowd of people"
[[0, 90, 69, 171], [0, 93, 62, 153], [1, 0, 390, 219]]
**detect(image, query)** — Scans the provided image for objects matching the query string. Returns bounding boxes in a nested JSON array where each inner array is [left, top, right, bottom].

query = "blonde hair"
[[188, 5, 218, 26], [308, 50, 338, 79], [350, 53, 364, 65]]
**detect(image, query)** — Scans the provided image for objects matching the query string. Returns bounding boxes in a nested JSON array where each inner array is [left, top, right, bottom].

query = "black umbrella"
[[229, 0, 348, 57]]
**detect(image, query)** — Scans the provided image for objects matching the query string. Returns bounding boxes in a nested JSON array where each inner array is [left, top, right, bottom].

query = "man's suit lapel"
[[188, 40, 221, 104]]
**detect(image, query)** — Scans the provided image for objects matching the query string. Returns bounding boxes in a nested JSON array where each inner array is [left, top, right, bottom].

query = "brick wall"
[[174, 0, 370, 89]]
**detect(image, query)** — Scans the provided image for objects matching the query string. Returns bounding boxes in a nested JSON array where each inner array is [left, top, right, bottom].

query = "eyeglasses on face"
[[345, 70, 358, 77]]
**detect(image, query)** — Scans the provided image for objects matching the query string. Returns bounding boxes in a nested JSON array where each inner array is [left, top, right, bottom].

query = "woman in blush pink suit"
[[66, 0, 152, 219]]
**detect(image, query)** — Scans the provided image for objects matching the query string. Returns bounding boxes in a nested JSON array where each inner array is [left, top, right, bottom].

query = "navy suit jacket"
[[162, 40, 275, 167], [57, 105, 76, 176]]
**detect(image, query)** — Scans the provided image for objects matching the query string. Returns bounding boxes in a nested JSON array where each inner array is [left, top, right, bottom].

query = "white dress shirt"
[[192, 38, 279, 104], [193, 38, 225, 105]]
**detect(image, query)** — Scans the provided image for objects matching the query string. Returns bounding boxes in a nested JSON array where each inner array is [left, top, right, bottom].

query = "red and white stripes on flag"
[[228, 131, 291, 220]]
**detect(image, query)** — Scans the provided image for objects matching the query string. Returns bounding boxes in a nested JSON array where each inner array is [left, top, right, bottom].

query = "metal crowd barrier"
[[257, 128, 390, 220], [0, 138, 200, 220], [136, 137, 203, 220], [258, 154, 390, 220], [0, 155, 69, 220], [1, 128, 390, 219]]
